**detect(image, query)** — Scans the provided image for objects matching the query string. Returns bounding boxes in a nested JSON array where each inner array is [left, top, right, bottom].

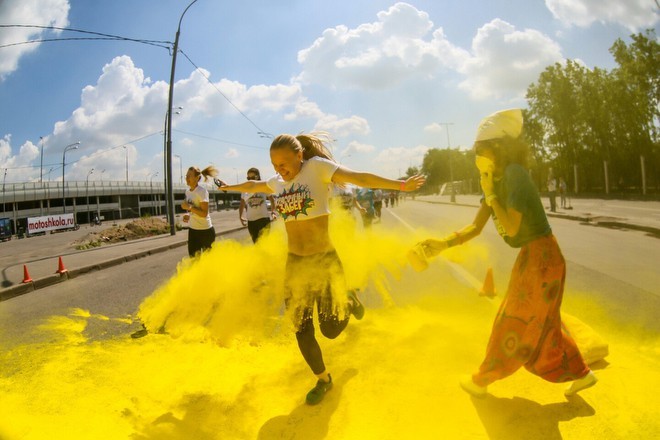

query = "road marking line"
[[386, 209, 485, 292]]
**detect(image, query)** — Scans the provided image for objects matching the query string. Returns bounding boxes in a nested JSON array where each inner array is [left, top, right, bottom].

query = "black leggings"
[[188, 227, 215, 257], [285, 251, 350, 375], [247, 217, 270, 243]]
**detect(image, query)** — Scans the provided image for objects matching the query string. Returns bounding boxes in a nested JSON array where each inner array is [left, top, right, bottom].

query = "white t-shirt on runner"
[[266, 156, 339, 222], [241, 192, 270, 221], [185, 185, 212, 230]]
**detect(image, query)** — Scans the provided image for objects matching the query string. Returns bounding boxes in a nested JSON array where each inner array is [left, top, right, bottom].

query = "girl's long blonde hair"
[[189, 165, 219, 182], [270, 131, 335, 162]]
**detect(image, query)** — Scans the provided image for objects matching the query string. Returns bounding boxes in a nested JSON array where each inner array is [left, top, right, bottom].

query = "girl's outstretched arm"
[[332, 166, 425, 192], [420, 203, 491, 257], [215, 178, 274, 194]]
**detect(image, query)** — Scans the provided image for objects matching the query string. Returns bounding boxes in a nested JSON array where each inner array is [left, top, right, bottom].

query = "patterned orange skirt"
[[473, 234, 590, 387]]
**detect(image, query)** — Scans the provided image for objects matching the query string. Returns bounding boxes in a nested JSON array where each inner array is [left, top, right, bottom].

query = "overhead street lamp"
[[438, 122, 456, 203], [165, 0, 199, 236], [86, 168, 94, 224], [62, 141, 81, 214]]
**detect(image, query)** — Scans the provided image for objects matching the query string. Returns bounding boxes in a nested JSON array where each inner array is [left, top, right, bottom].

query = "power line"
[[178, 49, 273, 138], [173, 129, 267, 150], [0, 24, 171, 50]]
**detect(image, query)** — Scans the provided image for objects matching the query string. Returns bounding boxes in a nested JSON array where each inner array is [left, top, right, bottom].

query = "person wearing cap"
[[239, 167, 276, 243], [415, 109, 597, 398]]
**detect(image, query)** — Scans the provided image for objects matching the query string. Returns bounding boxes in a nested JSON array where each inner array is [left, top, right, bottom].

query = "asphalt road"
[[1, 200, 658, 439]]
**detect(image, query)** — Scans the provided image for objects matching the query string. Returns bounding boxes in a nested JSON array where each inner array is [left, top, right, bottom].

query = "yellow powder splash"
[[1, 209, 659, 439]]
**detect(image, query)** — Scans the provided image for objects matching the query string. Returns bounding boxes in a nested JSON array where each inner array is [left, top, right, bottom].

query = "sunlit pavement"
[[0, 201, 658, 439]]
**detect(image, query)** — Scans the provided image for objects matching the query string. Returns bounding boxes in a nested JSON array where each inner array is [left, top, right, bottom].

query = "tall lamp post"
[[122, 145, 129, 182], [438, 122, 456, 203], [174, 154, 183, 184], [165, 0, 198, 235], [149, 172, 159, 216], [62, 141, 81, 214], [39, 136, 45, 184], [1, 168, 7, 214], [86, 168, 94, 224]]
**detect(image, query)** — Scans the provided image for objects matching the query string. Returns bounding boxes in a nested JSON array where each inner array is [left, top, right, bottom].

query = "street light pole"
[[62, 141, 81, 214], [39, 136, 45, 184], [438, 122, 456, 203], [1, 168, 6, 214], [150, 172, 159, 216], [122, 145, 129, 182], [166, 0, 198, 235], [86, 168, 94, 224], [174, 154, 182, 184]]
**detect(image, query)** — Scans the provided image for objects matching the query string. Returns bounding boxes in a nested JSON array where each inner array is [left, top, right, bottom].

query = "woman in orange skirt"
[[419, 109, 597, 398]]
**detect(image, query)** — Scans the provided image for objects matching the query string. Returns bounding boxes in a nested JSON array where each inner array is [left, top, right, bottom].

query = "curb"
[[0, 226, 246, 302], [419, 199, 660, 237]]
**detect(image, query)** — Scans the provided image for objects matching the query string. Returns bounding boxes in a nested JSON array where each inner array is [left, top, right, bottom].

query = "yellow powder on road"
[[1, 214, 658, 439]]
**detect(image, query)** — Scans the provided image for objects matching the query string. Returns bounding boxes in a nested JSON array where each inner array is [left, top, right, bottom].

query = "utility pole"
[[165, 0, 198, 236], [438, 122, 456, 202]]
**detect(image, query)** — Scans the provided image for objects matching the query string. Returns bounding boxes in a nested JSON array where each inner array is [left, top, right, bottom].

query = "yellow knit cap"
[[475, 108, 523, 141]]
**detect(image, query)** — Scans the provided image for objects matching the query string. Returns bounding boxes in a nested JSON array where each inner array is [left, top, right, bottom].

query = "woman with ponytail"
[[217, 132, 425, 405], [182, 165, 218, 257]]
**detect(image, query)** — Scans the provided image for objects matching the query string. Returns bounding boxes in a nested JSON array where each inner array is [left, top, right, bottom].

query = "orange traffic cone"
[[55, 256, 68, 275], [479, 267, 496, 298], [22, 265, 33, 283]]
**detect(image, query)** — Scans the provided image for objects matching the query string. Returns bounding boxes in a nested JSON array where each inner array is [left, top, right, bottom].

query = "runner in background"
[[239, 167, 276, 243]]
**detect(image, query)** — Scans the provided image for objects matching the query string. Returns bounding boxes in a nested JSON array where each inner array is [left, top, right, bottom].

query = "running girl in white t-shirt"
[[182, 165, 218, 257], [216, 132, 425, 405]]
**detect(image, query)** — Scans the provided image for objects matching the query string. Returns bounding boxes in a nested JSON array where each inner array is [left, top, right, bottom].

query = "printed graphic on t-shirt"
[[276, 183, 314, 220], [247, 194, 265, 209]]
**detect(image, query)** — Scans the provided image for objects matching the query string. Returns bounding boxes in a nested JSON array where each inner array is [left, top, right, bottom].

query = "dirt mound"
[[74, 217, 171, 250]]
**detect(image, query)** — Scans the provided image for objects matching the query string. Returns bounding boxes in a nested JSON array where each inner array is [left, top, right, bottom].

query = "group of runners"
[[165, 108, 598, 405]]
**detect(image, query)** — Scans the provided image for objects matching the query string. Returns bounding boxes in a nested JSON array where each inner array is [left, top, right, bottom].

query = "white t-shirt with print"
[[266, 156, 339, 222], [242, 192, 270, 221], [185, 185, 212, 230]]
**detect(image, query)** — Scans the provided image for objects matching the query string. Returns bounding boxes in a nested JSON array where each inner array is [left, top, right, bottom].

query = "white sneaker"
[[459, 375, 488, 398], [565, 371, 598, 397]]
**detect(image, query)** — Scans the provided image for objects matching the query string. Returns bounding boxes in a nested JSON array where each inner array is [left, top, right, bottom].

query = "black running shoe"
[[130, 324, 148, 339], [306, 375, 333, 405], [348, 290, 365, 320]]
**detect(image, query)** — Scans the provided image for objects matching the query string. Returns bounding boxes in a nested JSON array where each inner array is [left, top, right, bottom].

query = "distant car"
[[0, 218, 12, 241], [229, 200, 241, 209]]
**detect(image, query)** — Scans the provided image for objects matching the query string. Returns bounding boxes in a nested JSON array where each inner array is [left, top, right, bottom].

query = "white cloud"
[[0, 135, 40, 182], [458, 19, 563, 100], [296, 2, 468, 89], [51, 55, 166, 148], [344, 141, 376, 155], [314, 114, 370, 137], [181, 71, 302, 116], [285, 99, 371, 137], [225, 148, 239, 158], [424, 122, 447, 134], [545, 0, 659, 31], [375, 144, 429, 176], [0, 0, 70, 79]]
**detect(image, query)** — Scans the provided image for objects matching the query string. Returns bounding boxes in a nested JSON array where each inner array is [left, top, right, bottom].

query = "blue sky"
[[0, 0, 657, 185]]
